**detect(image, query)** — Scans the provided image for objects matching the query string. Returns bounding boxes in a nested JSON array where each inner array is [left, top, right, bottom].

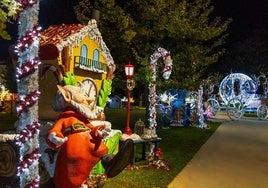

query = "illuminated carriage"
[[207, 73, 268, 120]]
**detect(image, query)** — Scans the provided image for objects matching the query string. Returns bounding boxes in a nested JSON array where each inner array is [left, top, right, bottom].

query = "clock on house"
[[78, 78, 98, 101]]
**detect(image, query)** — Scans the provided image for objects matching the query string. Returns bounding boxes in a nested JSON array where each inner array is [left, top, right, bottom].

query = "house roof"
[[38, 23, 85, 60], [40, 24, 85, 47], [10, 19, 115, 68], [39, 19, 115, 68]]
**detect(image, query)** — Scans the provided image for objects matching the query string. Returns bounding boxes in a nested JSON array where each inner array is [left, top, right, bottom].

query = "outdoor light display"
[[15, 0, 41, 187], [219, 73, 257, 105], [148, 47, 173, 135], [255, 73, 268, 97], [157, 91, 177, 105], [197, 86, 207, 128], [156, 91, 176, 125]]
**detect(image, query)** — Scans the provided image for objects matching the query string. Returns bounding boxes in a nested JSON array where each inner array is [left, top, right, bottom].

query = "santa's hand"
[[90, 125, 110, 139], [104, 121, 112, 132], [97, 129, 110, 138], [48, 132, 68, 145], [98, 122, 112, 137]]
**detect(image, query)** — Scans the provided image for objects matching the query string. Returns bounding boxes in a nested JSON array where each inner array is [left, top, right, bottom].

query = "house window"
[[74, 47, 107, 73], [93, 49, 99, 69], [80, 45, 88, 66]]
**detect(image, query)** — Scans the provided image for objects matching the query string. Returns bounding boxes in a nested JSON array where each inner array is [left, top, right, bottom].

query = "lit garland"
[[16, 57, 41, 80], [17, 148, 40, 175], [16, 25, 40, 52], [15, 0, 41, 187], [16, 90, 40, 115], [16, 122, 40, 145], [17, 0, 38, 9]]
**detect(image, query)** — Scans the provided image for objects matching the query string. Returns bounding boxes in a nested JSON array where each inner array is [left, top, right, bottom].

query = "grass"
[[0, 107, 220, 188], [103, 107, 220, 188]]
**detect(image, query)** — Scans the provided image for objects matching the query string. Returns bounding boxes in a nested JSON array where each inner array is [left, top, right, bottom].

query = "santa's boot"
[[101, 139, 134, 178]]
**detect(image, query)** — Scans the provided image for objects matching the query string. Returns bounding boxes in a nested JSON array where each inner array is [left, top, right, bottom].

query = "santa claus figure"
[[46, 85, 134, 188]]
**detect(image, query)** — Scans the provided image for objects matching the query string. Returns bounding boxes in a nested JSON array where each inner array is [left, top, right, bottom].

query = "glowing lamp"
[[125, 62, 134, 79]]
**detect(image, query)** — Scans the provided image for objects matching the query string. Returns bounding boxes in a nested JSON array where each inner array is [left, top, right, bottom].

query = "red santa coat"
[[46, 110, 108, 188]]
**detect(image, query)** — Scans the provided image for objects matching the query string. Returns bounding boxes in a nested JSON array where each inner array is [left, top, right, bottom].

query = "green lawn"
[[0, 107, 220, 188], [103, 107, 220, 188]]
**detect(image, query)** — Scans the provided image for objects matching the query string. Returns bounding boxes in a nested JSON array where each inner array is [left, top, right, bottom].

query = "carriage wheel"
[[226, 98, 245, 120], [0, 142, 17, 178], [207, 98, 220, 116], [257, 104, 268, 120]]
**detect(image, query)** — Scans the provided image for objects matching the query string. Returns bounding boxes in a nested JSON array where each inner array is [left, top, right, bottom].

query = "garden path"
[[168, 112, 268, 188]]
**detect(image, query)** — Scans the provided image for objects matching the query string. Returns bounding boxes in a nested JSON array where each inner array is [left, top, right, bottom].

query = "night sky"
[[0, 0, 267, 59], [213, 0, 268, 34]]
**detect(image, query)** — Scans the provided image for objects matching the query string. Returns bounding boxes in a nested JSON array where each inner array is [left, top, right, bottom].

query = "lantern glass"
[[125, 62, 134, 78]]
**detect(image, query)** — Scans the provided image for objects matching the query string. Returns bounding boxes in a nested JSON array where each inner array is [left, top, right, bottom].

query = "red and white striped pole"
[[15, 0, 41, 187]]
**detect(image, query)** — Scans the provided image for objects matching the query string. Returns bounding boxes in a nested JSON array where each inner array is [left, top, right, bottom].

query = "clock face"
[[78, 78, 98, 100]]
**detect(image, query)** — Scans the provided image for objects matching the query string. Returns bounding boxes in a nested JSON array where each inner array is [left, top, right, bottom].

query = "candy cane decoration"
[[197, 85, 207, 128], [148, 47, 173, 135], [15, 0, 41, 187]]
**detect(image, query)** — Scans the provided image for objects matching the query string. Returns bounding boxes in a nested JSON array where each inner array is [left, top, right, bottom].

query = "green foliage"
[[0, 0, 20, 40], [0, 60, 16, 92], [0, 84, 11, 103], [62, 72, 77, 86], [98, 79, 112, 108], [74, 0, 231, 91], [0, 65, 7, 86], [73, 0, 93, 24]]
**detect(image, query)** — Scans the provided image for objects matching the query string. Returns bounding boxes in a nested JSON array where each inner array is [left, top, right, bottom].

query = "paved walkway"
[[168, 113, 268, 188]]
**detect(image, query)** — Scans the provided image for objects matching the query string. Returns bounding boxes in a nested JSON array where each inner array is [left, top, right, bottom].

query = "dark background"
[[1, 0, 267, 59], [213, 0, 268, 38]]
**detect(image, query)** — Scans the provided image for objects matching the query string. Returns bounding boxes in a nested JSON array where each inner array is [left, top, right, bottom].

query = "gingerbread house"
[[10, 19, 115, 119]]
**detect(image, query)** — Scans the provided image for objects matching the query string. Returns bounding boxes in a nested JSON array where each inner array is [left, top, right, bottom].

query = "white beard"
[[70, 100, 97, 119]]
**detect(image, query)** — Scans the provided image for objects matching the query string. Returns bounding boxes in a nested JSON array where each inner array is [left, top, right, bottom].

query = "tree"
[[74, 0, 231, 94], [0, 59, 16, 92], [0, 0, 20, 40]]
